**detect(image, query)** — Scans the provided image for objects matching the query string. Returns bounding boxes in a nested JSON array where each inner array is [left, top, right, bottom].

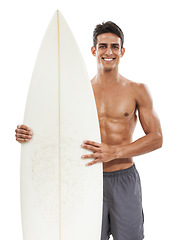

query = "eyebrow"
[[98, 43, 120, 46]]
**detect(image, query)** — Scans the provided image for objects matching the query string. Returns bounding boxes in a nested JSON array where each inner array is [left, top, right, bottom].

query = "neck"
[[95, 67, 120, 85]]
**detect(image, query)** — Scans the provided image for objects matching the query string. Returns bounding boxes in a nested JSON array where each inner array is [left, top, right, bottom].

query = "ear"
[[120, 47, 125, 57], [91, 46, 96, 57]]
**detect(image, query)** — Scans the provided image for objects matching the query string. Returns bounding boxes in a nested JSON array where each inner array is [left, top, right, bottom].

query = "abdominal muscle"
[[99, 116, 136, 172]]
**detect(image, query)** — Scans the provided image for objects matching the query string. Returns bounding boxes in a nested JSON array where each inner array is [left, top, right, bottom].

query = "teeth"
[[103, 58, 114, 61]]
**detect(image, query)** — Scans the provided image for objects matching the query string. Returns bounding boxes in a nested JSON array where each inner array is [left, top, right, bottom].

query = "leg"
[[101, 177, 112, 240], [105, 165, 144, 240]]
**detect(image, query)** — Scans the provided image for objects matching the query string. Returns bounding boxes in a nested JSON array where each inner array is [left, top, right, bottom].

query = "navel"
[[124, 112, 129, 117]]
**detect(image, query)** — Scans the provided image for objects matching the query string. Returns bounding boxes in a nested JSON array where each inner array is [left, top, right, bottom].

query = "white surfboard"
[[20, 10, 103, 240]]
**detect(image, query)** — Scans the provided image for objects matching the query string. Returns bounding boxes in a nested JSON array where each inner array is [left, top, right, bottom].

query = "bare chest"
[[92, 83, 137, 120]]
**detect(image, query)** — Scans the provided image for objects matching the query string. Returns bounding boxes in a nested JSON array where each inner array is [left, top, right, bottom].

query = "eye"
[[112, 45, 119, 49], [99, 45, 106, 49]]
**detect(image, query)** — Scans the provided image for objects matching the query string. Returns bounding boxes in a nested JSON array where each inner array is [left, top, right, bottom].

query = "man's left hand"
[[81, 140, 117, 166]]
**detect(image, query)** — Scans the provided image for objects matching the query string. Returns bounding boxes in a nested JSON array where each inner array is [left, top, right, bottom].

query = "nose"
[[105, 46, 113, 55]]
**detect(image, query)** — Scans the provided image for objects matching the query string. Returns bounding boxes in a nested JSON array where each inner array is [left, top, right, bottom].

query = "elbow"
[[154, 132, 163, 149], [157, 135, 163, 149]]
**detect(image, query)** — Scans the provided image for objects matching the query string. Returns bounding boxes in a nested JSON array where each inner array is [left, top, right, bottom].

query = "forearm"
[[114, 132, 163, 159]]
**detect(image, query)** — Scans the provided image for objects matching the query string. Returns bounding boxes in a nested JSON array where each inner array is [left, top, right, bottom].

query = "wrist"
[[112, 145, 124, 159]]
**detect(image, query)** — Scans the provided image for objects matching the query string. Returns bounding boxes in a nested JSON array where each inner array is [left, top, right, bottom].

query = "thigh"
[[101, 178, 112, 240], [109, 167, 144, 240]]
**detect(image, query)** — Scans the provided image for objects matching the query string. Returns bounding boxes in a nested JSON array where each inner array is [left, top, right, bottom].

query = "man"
[[15, 21, 163, 240]]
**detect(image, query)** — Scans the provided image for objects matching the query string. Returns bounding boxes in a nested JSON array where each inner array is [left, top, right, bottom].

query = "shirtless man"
[[15, 21, 163, 240]]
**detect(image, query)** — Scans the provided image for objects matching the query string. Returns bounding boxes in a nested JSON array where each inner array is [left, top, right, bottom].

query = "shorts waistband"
[[103, 164, 136, 177]]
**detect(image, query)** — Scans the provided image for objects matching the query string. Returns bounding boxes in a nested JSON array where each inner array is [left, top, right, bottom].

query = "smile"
[[102, 57, 115, 62]]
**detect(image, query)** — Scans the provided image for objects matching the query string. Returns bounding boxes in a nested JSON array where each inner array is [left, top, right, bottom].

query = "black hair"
[[93, 21, 124, 49]]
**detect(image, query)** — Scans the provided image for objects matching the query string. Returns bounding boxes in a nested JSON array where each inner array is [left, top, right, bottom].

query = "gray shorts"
[[101, 164, 144, 240]]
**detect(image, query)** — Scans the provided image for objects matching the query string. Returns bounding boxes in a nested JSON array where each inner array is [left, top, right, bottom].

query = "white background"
[[0, 0, 179, 239]]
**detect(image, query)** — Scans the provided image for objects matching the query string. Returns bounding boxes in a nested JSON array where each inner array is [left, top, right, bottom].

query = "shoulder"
[[130, 80, 149, 95], [90, 76, 96, 84], [120, 75, 147, 92], [123, 78, 153, 108]]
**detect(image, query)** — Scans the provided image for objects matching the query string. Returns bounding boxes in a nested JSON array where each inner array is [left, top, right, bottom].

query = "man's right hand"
[[15, 125, 33, 143]]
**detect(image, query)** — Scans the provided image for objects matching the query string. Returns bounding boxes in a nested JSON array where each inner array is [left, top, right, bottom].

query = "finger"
[[81, 144, 98, 152], [16, 133, 32, 139], [86, 159, 100, 166], [17, 124, 31, 131], [81, 153, 96, 159], [16, 128, 33, 135], [16, 137, 30, 143], [83, 140, 101, 147]]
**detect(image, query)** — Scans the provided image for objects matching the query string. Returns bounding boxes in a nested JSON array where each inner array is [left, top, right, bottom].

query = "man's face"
[[91, 33, 125, 71]]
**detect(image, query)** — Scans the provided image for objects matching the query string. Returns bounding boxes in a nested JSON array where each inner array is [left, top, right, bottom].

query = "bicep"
[[136, 84, 162, 136]]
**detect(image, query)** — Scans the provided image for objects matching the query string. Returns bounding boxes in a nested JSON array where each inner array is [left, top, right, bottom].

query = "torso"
[[91, 74, 138, 172]]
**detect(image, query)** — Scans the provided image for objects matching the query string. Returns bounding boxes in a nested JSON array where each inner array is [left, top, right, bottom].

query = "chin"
[[103, 68, 113, 72], [102, 66, 115, 71]]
